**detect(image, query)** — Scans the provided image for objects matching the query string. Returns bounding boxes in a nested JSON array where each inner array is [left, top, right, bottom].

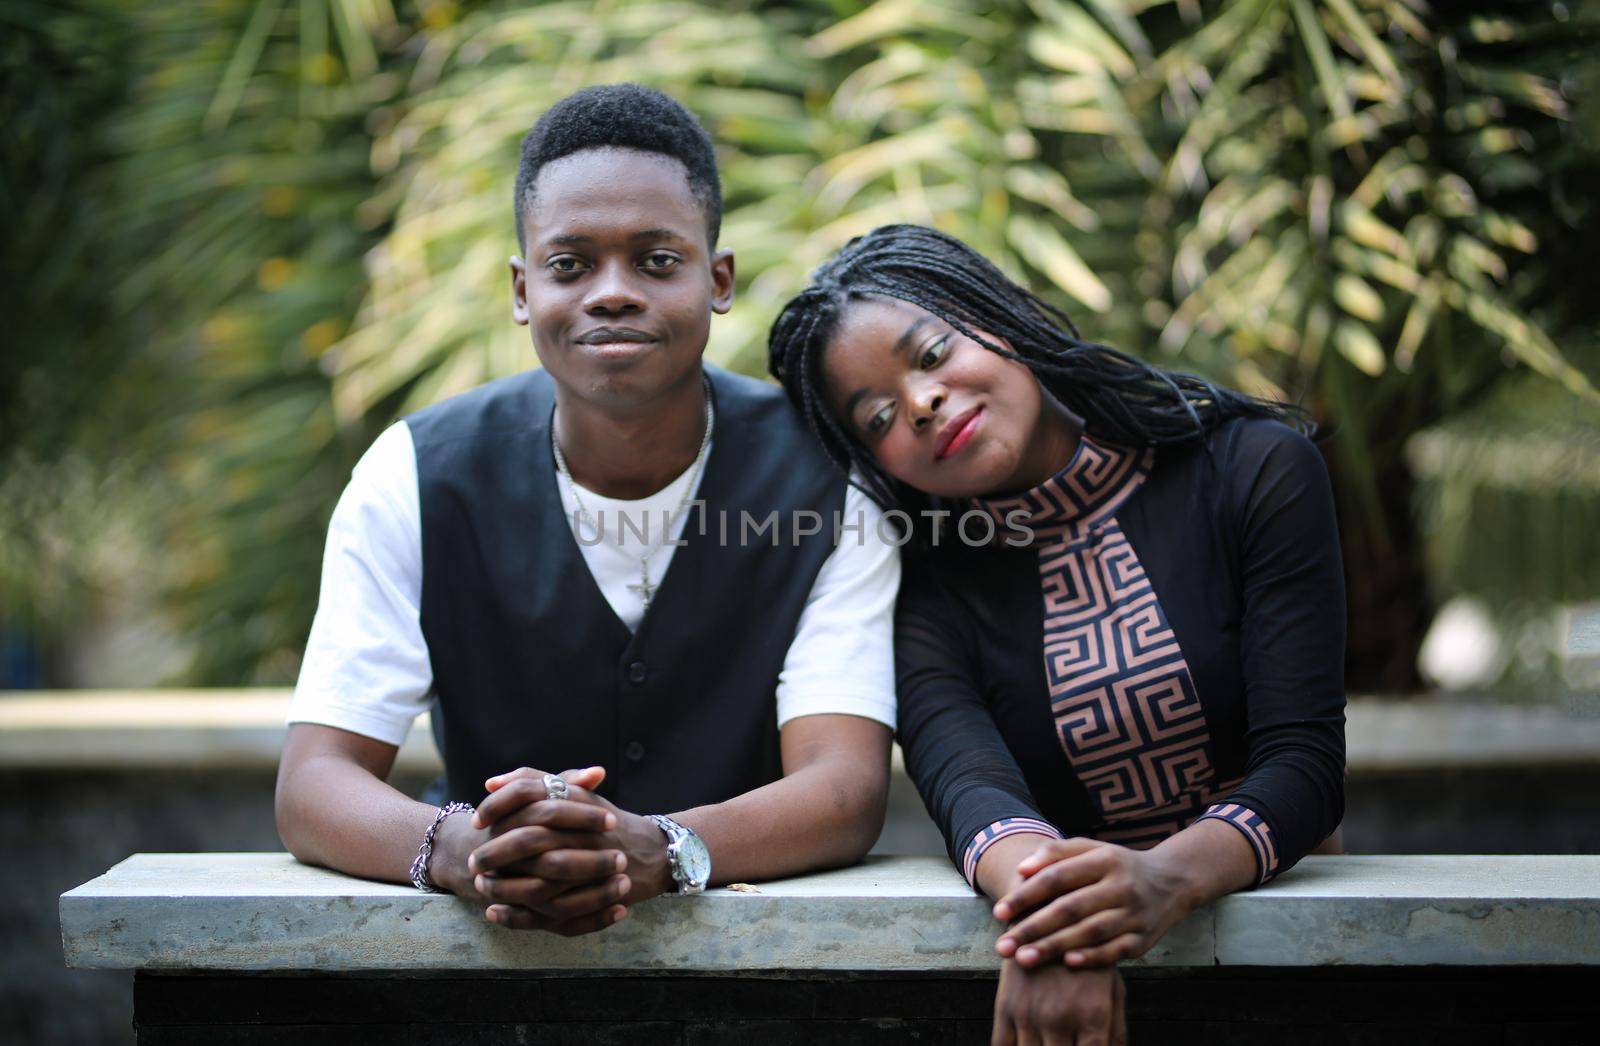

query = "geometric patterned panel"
[[969, 436, 1277, 868]]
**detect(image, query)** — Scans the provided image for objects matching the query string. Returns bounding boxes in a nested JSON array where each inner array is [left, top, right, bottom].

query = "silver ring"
[[542, 773, 569, 801]]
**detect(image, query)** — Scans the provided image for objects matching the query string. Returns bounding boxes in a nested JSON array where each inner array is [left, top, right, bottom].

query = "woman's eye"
[[919, 335, 951, 369], [865, 403, 894, 435]]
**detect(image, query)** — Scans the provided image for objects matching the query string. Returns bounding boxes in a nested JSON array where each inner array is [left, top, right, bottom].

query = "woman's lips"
[[935, 406, 983, 461]]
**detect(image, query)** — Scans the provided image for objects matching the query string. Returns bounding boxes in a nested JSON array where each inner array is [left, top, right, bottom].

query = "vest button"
[[624, 741, 645, 762], [627, 661, 648, 685]]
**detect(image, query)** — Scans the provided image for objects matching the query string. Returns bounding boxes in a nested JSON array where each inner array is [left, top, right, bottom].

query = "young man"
[[275, 84, 898, 934]]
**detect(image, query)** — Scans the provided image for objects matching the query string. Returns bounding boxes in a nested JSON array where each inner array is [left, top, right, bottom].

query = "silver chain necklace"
[[550, 375, 713, 612]]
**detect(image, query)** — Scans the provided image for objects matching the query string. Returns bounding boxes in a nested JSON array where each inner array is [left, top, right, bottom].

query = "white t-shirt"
[[288, 421, 900, 747]]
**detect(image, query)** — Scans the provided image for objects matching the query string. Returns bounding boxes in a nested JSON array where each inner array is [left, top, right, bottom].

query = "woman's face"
[[821, 296, 1076, 499]]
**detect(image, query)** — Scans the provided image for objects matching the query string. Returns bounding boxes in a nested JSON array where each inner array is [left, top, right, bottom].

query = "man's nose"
[[583, 263, 645, 315], [908, 380, 947, 432]]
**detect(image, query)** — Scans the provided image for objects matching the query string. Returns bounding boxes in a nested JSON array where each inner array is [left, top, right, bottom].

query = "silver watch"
[[646, 814, 710, 895]]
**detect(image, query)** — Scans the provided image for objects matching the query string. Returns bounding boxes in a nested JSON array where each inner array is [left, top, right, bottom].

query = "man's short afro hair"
[[513, 83, 723, 250]]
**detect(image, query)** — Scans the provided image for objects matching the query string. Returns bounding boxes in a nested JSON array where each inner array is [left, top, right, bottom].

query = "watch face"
[[679, 831, 711, 888]]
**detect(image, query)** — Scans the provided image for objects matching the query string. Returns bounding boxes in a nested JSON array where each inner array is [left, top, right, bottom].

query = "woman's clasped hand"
[[993, 837, 1194, 969]]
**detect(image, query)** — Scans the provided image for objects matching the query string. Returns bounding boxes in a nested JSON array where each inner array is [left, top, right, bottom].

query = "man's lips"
[[575, 326, 657, 345], [934, 406, 983, 461]]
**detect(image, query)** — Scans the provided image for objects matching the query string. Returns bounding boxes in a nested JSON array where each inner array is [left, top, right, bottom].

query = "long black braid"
[[768, 224, 1312, 521]]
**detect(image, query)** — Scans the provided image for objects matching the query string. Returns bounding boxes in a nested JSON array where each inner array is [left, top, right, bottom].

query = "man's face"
[[511, 147, 734, 411]]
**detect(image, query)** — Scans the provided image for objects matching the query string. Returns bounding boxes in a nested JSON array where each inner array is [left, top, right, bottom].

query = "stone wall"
[[12, 691, 1600, 1045], [19, 762, 1600, 1044]]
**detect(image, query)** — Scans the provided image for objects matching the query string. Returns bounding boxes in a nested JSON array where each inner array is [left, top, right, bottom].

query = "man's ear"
[[710, 248, 735, 315], [509, 256, 529, 326]]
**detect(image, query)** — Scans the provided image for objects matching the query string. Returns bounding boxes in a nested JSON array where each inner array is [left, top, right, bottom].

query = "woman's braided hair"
[[767, 223, 1312, 517]]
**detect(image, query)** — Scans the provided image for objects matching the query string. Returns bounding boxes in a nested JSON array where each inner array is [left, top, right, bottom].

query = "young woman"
[[769, 225, 1345, 1044]]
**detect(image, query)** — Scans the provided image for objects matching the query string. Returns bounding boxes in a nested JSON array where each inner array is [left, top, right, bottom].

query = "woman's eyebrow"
[[893, 315, 937, 359]]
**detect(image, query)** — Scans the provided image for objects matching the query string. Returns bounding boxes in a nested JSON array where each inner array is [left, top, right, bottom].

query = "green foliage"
[[1141, 0, 1581, 381], [96, 0, 406, 682], [11, 0, 1600, 684], [0, 0, 147, 647], [1409, 374, 1600, 607], [1, 1, 128, 453], [1126, 1, 1599, 535]]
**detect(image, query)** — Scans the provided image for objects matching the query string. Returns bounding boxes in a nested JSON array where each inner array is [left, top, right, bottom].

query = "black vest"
[[407, 365, 846, 812]]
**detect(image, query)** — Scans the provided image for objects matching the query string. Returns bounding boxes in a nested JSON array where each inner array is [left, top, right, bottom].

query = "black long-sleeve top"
[[895, 418, 1346, 888]]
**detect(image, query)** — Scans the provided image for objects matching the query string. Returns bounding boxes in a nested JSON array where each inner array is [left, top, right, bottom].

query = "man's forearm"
[[276, 744, 481, 894], [669, 757, 888, 887]]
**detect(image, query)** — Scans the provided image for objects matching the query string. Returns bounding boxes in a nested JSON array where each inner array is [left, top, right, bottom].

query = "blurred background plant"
[[4, 0, 1596, 694], [0, 0, 162, 685]]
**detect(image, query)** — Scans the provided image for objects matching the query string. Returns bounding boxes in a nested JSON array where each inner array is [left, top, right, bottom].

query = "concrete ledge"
[[1343, 699, 1600, 769], [1569, 603, 1600, 698], [10, 689, 1600, 771], [0, 691, 443, 772], [61, 853, 1600, 973]]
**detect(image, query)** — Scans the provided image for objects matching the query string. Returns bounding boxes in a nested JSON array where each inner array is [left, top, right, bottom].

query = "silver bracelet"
[[409, 801, 474, 893]]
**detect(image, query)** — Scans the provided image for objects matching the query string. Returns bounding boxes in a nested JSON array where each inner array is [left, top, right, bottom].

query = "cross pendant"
[[627, 572, 656, 611]]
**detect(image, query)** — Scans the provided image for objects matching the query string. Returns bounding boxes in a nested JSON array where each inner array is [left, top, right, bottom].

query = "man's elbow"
[[273, 762, 318, 865], [827, 768, 891, 865]]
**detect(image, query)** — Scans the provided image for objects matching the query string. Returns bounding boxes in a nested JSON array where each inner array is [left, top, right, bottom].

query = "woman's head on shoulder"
[[768, 223, 1309, 511], [809, 291, 1077, 502]]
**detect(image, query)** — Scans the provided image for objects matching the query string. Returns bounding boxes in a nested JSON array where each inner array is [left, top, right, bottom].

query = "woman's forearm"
[[975, 833, 1061, 901], [1148, 817, 1258, 914]]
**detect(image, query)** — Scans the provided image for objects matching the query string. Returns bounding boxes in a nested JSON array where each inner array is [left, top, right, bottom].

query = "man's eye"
[[865, 403, 893, 435], [548, 257, 586, 274], [919, 336, 951, 369], [641, 253, 679, 271]]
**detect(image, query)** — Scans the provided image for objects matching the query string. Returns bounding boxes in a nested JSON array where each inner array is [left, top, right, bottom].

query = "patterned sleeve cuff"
[[1199, 802, 1280, 885], [960, 817, 1062, 889]]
